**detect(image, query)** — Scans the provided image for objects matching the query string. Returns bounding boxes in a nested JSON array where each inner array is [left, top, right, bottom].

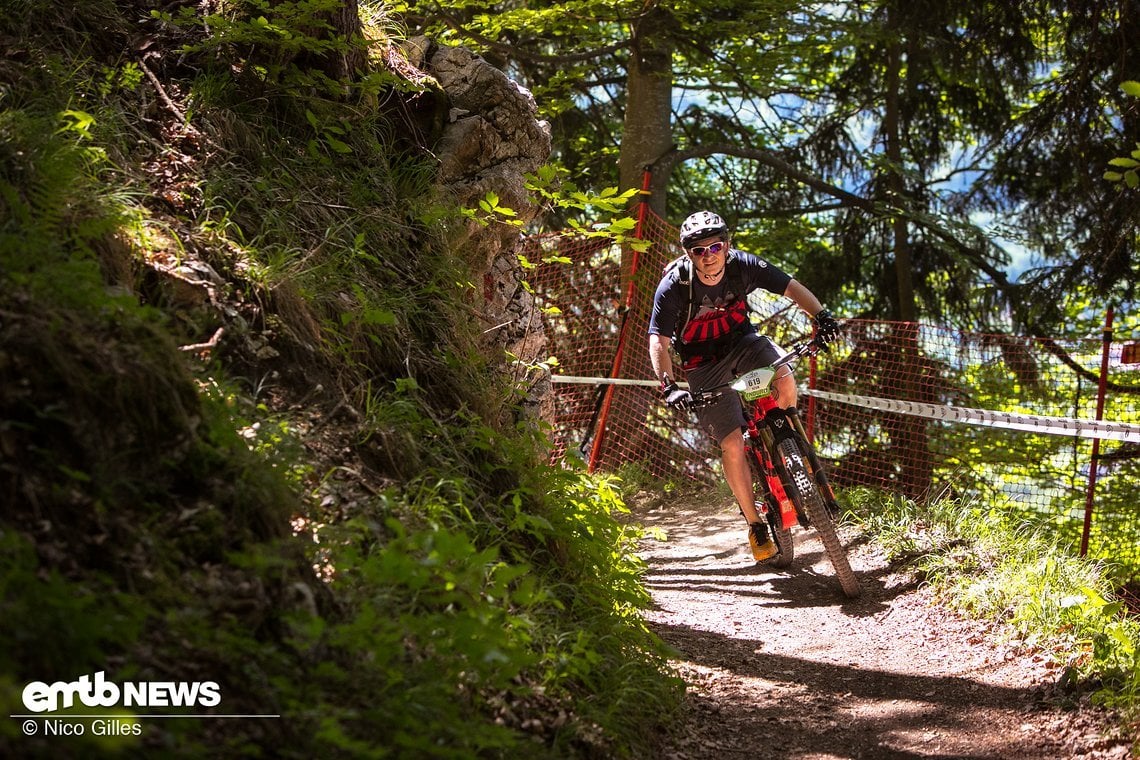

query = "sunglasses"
[[687, 241, 727, 257]]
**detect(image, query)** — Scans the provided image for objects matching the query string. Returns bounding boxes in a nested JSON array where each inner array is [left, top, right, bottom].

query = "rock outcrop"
[[403, 37, 554, 422]]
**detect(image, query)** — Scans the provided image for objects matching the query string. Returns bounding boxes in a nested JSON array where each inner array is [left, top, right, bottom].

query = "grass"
[[845, 488, 1140, 739]]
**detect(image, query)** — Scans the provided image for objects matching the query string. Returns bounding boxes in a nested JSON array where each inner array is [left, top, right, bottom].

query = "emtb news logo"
[[22, 671, 221, 713]]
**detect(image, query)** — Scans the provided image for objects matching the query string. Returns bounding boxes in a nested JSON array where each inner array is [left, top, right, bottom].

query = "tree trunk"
[[273, 0, 368, 82], [324, 0, 368, 81], [587, 8, 676, 471], [883, 35, 916, 323], [883, 22, 931, 499], [618, 6, 674, 217]]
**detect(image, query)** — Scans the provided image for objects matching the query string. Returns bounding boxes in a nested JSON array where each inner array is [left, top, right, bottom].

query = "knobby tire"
[[777, 438, 861, 598], [748, 450, 794, 569]]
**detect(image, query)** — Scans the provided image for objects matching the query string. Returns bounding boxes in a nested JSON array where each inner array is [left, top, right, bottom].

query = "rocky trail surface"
[[631, 495, 1135, 759]]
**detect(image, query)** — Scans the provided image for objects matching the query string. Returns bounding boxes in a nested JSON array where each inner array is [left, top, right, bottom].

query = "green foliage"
[[409, 0, 1140, 326], [0, 4, 683, 756], [153, 0, 413, 100], [298, 520, 540, 756], [1057, 587, 1140, 709], [507, 467, 683, 751], [156, 1, 347, 71], [843, 489, 977, 569], [0, 107, 134, 303], [953, 548, 1140, 713], [1104, 81, 1140, 189], [464, 189, 522, 226], [462, 167, 645, 261], [285, 459, 680, 756], [0, 533, 145, 682], [199, 375, 314, 491]]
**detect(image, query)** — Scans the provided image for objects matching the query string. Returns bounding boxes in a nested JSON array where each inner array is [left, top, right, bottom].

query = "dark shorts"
[[686, 334, 787, 444]]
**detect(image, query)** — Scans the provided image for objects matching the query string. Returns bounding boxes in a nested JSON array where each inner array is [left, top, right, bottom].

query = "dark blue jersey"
[[648, 249, 792, 368]]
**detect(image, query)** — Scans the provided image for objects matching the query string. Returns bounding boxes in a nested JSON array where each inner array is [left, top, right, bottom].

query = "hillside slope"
[[0, 3, 680, 757]]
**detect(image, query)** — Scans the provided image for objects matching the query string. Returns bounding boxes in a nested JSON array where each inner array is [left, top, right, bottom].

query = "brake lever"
[[689, 389, 723, 409]]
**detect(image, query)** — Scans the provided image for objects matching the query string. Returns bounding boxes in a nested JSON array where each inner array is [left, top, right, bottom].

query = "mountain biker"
[[648, 210, 842, 562]]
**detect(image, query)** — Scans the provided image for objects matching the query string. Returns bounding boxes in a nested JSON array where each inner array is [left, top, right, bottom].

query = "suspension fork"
[[747, 396, 801, 529], [752, 425, 798, 529]]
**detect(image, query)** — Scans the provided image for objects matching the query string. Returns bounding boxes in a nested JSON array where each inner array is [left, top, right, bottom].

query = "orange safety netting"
[[522, 208, 1140, 577]]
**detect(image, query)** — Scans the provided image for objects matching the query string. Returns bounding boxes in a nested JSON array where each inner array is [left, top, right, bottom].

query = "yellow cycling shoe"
[[748, 522, 778, 562]]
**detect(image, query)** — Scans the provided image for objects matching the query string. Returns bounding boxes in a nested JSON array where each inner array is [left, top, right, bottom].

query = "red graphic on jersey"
[[681, 298, 748, 345]]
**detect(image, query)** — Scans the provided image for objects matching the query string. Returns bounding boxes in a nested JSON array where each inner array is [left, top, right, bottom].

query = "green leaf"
[[605, 217, 637, 232], [1120, 80, 1140, 97], [1107, 157, 1139, 168], [1125, 171, 1139, 189], [325, 136, 352, 154], [57, 110, 96, 137]]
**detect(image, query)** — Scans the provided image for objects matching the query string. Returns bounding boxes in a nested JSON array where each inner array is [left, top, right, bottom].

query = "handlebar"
[[688, 338, 824, 409], [771, 338, 821, 369]]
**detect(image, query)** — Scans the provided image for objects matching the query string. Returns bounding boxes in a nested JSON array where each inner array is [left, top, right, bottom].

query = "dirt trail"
[[631, 495, 1134, 760]]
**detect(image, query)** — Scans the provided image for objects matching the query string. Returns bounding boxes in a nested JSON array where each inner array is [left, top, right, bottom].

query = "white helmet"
[[679, 210, 728, 248]]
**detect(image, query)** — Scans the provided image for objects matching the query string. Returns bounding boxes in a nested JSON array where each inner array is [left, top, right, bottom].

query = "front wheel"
[[777, 438, 861, 598]]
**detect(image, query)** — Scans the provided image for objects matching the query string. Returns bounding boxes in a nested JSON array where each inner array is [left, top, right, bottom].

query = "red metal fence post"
[[1080, 306, 1114, 557], [586, 169, 652, 472]]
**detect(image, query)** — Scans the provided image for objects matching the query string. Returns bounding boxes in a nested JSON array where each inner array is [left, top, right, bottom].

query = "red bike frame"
[[745, 394, 800, 530]]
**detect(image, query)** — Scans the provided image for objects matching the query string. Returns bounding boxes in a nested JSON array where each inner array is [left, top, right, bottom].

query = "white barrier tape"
[[551, 375, 1140, 443], [552, 375, 689, 388], [802, 389, 1140, 444]]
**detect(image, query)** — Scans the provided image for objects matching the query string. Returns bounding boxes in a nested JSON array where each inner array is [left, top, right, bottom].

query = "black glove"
[[661, 377, 692, 411], [812, 308, 842, 345]]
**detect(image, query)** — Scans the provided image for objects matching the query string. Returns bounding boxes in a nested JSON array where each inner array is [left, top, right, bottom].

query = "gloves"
[[812, 308, 842, 345], [660, 377, 692, 411]]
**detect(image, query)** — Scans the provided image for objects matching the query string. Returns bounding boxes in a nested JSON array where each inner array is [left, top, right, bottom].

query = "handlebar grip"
[[689, 389, 723, 409]]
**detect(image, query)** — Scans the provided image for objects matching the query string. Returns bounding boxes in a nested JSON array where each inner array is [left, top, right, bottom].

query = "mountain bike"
[[691, 339, 861, 598]]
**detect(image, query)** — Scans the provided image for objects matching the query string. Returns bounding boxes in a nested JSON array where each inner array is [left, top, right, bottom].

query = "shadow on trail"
[[645, 561, 868, 610], [657, 620, 1041, 709], [642, 535, 904, 617], [652, 620, 1056, 759]]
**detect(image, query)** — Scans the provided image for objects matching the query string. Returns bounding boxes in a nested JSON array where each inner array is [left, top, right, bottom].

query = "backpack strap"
[[663, 255, 695, 341], [663, 254, 691, 285], [722, 252, 745, 301]]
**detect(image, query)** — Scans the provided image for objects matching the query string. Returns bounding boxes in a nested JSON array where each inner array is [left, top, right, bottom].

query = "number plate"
[[731, 367, 775, 401]]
